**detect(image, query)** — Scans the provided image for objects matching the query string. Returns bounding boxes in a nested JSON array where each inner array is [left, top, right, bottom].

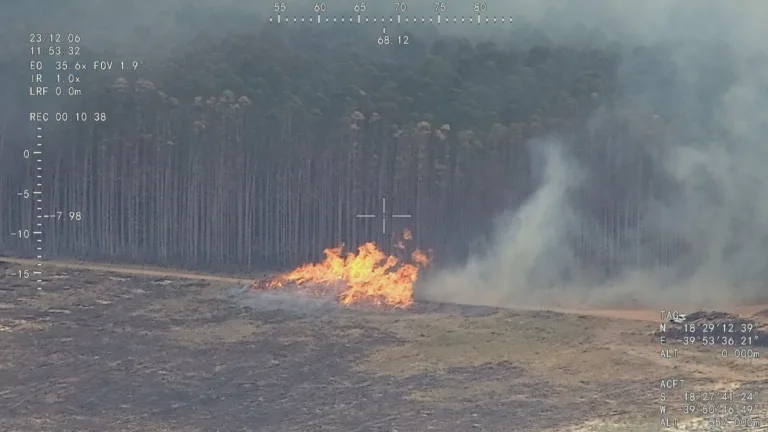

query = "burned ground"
[[0, 259, 766, 431]]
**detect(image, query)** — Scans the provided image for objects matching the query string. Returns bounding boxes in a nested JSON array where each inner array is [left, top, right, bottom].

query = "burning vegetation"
[[252, 230, 430, 308]]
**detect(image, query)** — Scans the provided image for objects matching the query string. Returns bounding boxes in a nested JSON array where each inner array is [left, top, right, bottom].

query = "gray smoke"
[[419, 140, 588, 308], [418, 0, 768, 310]]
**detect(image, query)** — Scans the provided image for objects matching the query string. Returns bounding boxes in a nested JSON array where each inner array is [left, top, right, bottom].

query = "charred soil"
[[0, 259, 766, 431]]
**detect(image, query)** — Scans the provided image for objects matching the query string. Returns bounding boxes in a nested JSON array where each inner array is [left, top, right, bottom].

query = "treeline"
[[0, 21, 707, 272]]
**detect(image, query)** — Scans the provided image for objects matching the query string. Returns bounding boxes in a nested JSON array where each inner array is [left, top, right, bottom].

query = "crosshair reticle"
[[356, 197, 411, 235]]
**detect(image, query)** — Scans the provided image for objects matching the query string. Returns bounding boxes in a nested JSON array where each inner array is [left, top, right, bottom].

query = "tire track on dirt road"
[[2, 256, 766, 321], [0, 257, 253, 284]]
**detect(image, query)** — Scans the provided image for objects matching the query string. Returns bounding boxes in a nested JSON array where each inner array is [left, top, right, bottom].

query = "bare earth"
[[1, 257, 766, 432]]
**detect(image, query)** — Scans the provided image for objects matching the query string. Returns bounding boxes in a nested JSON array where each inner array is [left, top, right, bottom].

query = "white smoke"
[[418, 140, 588, 308], [418, 0, 768, 310]]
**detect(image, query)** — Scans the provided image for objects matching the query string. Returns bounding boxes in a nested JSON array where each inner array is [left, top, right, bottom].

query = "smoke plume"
[[418, 0, 768, 310]]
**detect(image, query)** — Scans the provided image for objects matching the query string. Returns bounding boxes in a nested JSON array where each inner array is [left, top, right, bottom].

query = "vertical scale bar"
[[36, 125, 43, 288], [382, 197, 386, 234]]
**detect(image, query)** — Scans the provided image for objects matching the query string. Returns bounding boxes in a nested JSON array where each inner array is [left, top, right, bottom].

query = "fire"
[[253, 231, 429, 308]]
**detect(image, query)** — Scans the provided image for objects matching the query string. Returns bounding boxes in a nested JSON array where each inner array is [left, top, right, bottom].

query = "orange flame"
[[254, 231, 429, 308]]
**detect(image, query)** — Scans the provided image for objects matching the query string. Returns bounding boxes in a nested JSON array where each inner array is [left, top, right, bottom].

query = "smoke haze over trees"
[[0, 0, 766, 308]]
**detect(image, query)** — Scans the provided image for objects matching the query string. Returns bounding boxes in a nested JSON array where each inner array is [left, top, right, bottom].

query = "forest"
[[0, 1, 765, 285]]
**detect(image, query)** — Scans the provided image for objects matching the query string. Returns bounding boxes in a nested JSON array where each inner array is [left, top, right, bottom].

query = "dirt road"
[[0, 257, 255, 283], [4, 257, 765, 322]]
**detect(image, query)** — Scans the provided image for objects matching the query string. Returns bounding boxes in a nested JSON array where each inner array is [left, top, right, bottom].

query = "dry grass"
[[2, 259, 766, 431], [0, 318, 49, 332], [18, 286, 111, 310], [167, 318, 272, 346], [356, 311, 658, 383], [133, 282, 229, 320]]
